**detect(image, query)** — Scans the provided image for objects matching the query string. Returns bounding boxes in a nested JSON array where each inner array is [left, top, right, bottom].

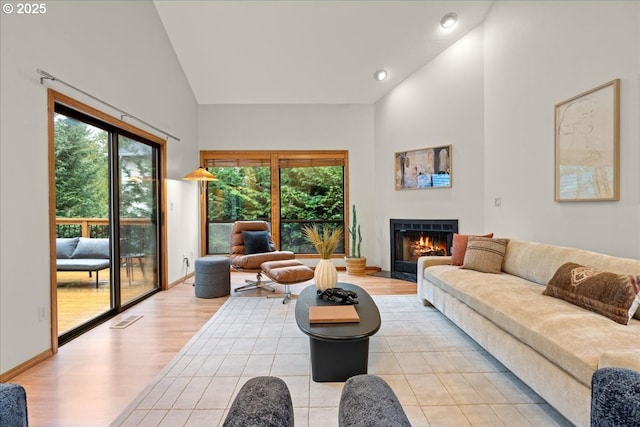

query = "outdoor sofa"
[[55, 237, 110, 288]]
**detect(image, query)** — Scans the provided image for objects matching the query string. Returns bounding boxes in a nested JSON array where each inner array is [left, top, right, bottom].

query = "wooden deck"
[[56, 264, 156, 333]]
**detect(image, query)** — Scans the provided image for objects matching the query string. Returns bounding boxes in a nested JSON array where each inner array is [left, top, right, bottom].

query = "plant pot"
[[345, 257, 366, 276], [315, 258, 338, 291]]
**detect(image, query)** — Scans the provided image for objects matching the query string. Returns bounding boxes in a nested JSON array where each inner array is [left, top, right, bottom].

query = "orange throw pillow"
[[450, 233, 494, 266]]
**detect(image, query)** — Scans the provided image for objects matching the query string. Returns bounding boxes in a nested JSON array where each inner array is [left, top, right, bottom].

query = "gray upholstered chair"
[[223, 376, 293, 427], [339, 374, 411, 427], [229, 221, 295, 292], [591, 367, 640, 426], [0, 383, 28, 427]]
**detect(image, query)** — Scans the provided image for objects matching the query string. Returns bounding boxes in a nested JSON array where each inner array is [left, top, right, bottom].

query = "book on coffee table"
[[309, 305, 360, 324]]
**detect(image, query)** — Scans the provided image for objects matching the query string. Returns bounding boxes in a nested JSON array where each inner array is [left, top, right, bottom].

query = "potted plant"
[[345, 204, 366, 275], [303, 224, 342, 291]]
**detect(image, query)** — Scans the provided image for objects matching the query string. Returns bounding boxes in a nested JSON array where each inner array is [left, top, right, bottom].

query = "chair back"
[[230, 221, 276, 257]]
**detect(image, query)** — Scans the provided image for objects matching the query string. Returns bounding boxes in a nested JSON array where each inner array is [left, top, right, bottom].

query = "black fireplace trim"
[[390, 218, 459, 282]]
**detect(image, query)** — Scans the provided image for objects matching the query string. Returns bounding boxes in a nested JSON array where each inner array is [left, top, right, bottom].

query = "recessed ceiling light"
[[374, 69, 388, 81], [440, 12, 458, 29]]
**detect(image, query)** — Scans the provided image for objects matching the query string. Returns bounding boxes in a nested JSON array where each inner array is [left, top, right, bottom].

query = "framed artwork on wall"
[[395, 145, 451, 190], [554, 79, 620, 202]]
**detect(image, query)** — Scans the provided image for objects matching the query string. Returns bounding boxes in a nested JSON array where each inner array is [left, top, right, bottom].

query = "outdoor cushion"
[[56, 237, 79, 259], [56, 258, 111, 271], [71, 238, 110, 259]]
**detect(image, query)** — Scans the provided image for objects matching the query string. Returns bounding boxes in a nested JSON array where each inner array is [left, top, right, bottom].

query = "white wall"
[[373, 28, 486, 270], [198, 104, 375, 265], [0, 1, 199, 373], [483, 1, 640, 258]]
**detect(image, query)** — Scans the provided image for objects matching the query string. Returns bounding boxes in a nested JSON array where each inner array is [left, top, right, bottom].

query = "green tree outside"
[[54, 113, 109, 219], [206, 165, 344, 254]]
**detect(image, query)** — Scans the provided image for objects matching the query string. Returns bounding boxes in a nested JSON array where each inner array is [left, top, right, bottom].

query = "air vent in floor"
[[110, 315, 143, 329]]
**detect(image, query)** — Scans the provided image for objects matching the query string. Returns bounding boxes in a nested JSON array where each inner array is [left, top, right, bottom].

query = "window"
[[202, 150, 348, 256]]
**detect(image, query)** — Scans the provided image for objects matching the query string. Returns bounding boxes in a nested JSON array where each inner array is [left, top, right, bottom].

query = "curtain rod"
[[36, 68, 181, 142]]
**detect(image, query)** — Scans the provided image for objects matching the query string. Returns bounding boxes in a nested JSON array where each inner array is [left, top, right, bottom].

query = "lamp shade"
[[183, 167, 218, 181]]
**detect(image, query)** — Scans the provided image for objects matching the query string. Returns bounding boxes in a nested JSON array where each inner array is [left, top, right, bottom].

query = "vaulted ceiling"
[[154, 1, 493, 105]]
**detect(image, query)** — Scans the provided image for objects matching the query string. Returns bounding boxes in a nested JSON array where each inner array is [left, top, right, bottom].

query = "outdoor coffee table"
[[295, 283, 381, 382]]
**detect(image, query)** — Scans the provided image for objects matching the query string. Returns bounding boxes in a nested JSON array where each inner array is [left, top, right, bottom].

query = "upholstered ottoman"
[[194, 257, 230, 298], [0, 383, 28, 427], [261, 259, 314, 303], [339, 374, 410, 427], [223, 376, 293, 427]]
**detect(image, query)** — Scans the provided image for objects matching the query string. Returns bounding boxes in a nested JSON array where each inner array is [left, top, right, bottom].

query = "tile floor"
[[111, 295, 572, 427]]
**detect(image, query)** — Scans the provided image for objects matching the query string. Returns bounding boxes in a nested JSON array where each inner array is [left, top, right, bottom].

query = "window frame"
[[200, 150, 349, 258]]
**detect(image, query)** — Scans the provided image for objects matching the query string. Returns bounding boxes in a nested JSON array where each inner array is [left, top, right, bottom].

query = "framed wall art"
[[555, 79, 620, 201], [395, 145, 451, 190]]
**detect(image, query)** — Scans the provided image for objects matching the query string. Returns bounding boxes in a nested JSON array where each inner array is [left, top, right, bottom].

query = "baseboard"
[[0, 349, 53, 381], [169, 272, 194, 288]]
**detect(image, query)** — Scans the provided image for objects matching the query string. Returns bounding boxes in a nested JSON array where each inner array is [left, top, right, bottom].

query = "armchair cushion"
[[232, 251, 295, 270], [0, 383, 28, 427], [223, 376, 293, 427], [339, 374, 410, 427], [591, 367, 640, 426], [242, 230, 271, 254]]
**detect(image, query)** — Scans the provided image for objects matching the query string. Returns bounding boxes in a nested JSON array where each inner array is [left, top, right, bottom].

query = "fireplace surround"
[[390, 219, 458, 282]]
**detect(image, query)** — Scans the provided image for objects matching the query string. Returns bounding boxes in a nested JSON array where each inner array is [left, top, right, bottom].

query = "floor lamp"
[[183, 166, 218, 187], [183, 166, 217, 264]]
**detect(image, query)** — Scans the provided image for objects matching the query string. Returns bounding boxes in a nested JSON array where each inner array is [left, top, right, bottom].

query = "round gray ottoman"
[[194, 257, 230, 298]]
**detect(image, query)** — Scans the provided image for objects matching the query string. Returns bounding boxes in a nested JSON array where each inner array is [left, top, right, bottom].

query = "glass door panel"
[[118, 135, 160, 304], [54, 112, 113, 335]]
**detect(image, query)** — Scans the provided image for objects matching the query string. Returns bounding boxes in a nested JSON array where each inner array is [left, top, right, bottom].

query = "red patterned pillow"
[[450, 233, 493, 266], [543, 262, 640, 325]]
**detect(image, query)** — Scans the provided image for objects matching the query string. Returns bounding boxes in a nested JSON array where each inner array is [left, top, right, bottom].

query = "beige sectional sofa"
[[417, 239, 640, 427]]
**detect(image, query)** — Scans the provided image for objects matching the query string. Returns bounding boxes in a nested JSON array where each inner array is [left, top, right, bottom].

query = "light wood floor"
[[10, 271, 415, 427]]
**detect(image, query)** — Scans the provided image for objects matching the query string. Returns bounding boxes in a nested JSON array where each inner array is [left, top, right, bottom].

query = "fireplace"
[[390, 219, 458, 282]]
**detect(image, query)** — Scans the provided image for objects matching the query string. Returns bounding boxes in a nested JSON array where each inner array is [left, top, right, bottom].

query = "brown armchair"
[[229, 220, 295, 292]]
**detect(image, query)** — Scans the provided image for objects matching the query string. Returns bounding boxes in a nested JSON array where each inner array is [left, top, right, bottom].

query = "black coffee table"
[[295, 283, 381, 382]]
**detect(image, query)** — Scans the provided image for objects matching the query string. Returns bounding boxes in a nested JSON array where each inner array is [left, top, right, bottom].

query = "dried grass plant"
[[303, 224, 343, 259]]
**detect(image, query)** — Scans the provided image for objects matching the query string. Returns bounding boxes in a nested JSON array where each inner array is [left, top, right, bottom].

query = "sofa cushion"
[[461, 237, 507, 273], [503, 239, 640, 285], [423, 265, 640, 388], [71, 238, 110, 259], [598, 350, 640, 372], [242, 230, 271, 254], [450, 233, 493, 266], [503, 240, 640, 320], [56, 237, 79, 259], [56, 258, 111, 271], [543, 262, 640, 325]]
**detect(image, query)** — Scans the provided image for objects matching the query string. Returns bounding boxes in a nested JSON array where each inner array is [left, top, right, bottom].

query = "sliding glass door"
[[52, 93, 163, 345], [54, 112, 112, 335], [118, 136, 160, 305]]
